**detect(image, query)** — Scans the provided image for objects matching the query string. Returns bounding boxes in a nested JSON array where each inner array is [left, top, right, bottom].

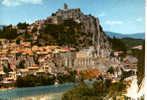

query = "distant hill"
[[120, 38, 144, 49], [108, 37, 144, 50], [105, 31, 145, 39]]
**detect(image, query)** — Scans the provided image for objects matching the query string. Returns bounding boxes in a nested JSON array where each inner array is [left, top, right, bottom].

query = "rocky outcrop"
[[27, 4, 111, 57], [53, 5, 111, 57]]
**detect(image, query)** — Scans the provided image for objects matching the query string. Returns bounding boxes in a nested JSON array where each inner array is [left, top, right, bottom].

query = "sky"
[[0, 0, 145, 34]]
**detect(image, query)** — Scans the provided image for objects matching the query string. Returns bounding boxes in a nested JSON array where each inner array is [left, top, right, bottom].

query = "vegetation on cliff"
[[0, 25, 19, 40], [17, 22, 29, 29], [39, 19, 92, 48], [0, 19, 93, 49]]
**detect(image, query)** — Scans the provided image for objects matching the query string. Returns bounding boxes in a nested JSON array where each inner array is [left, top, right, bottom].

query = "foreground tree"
[[62, 80, 127, 100], [137, 42, 145, 85]]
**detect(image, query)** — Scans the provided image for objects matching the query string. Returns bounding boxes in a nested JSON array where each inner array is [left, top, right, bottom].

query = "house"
[[8, 72, 16, 80], [63, 71, 69, 75], [0, 57, 8, 61], [19, 69, 29, 77], [0, 80, 15, 88], [132, 45, 142, 50], [42, 65, 52, 73], [0, 39, 9, 45], [0, 71, 6, 78], [20, 42, 31, 48], [47, 46, 59, 50], [70, 48, 76, 51], [32, 46, 39, 51], [27, 66, 40, 75], [36, 51, 48, 55], [124, 56, 138, 64], [62, 48, 70, 52], [36, 69, 45, 75], [114, 51, 123, 56], [1, 49, 8, 54], [76, 51, 89, 58], [10, 50, 18, 54]]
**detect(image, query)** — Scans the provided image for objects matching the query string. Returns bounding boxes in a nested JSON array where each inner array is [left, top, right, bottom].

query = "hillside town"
[[0, 37, 139, 89], [0, 4, 143, 100]]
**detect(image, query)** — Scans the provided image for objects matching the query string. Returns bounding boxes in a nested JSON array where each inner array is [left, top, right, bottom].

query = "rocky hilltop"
[[25, 3, 111, 58], [0, 4, 113, 74]]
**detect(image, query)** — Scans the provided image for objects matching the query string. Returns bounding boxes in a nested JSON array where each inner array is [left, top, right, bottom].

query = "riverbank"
[[15, 92, 64, 100], [0, 87, 15, 91], [0, 81, 94, 100], [0, 79, 92, 91]]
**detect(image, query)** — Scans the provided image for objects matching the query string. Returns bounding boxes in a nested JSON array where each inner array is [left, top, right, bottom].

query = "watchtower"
[[64, 3, 68, 9]]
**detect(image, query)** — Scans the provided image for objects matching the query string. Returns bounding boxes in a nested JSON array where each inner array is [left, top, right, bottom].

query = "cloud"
[[2, 0, 20, 6], [105, 20, 123, 25], [1, 0, 43, 6], [20, 0, 42, 4], [136, 18, 143, 22]]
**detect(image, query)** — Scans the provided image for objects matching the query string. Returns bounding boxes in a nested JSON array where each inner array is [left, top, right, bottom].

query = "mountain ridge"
[[105, 31, 145, 39]]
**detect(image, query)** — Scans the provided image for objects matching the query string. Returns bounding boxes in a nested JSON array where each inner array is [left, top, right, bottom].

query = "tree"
[[0, 76, 2, 81], [108, 36, 127, 51], [107, 67, 114, 74], [62, 82, 92, 100], [24, 29, 31, 40], [137, 42, 145, 85], [16, 39, 20, 44], [107, 81, 127, 99], [62, 80, 127, 100], [17, 22, 29, 29], [3, 65, 12, 74], [0, 25, 19, 40], [15, 74, 56, 87], [17, 60, 25, 69]]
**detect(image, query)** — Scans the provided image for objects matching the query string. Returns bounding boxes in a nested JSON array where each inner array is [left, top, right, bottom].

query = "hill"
[[120, 38, 144, 49], [0, 4, 111, 57], [105, 31, 145, 39], [108, 36, 144, 52]]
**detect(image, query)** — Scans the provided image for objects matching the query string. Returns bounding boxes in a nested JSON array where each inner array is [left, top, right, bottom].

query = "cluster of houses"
[[0, 39, 78, 88]]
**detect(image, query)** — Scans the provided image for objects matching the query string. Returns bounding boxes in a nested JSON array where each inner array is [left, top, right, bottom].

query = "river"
[[0, 81, 93, 100]]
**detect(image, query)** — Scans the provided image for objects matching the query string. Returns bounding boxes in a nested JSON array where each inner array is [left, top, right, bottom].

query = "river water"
[[0, 81, 93, 100]]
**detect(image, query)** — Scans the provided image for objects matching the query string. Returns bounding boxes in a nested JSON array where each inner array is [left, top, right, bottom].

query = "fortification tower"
[[64, 3, 68, 9]]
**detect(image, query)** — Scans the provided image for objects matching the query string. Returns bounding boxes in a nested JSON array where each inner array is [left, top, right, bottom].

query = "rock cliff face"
[[28, 4, 111, 57]]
